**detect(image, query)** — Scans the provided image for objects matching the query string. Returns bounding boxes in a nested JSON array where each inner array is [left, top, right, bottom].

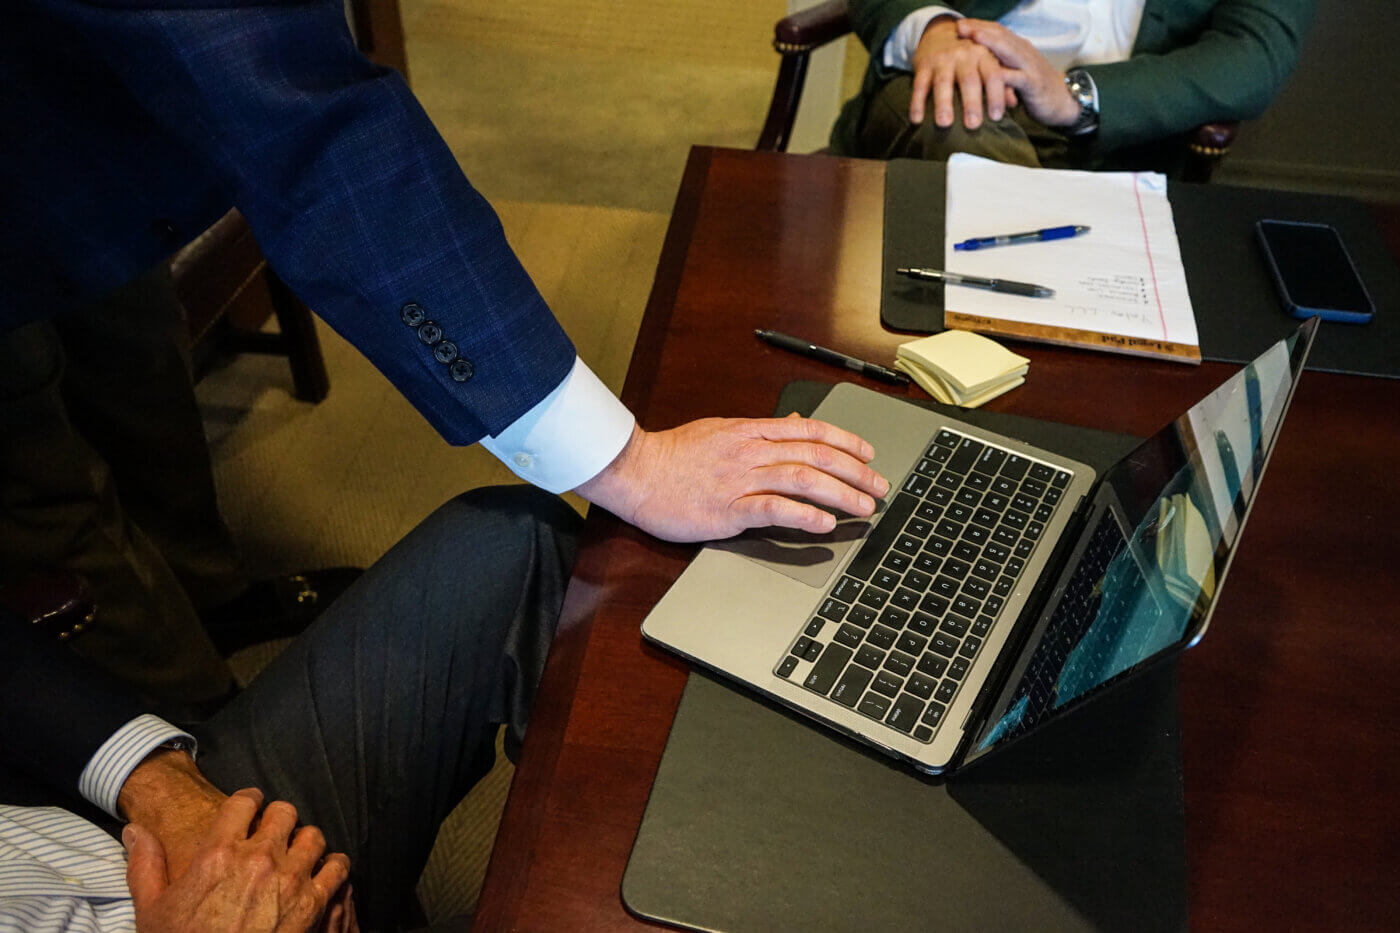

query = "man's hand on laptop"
[[576, 414, 889, 542]]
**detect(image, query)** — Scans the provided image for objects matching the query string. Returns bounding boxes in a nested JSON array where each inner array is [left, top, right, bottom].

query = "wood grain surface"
[[474, 148, 1400, 932]]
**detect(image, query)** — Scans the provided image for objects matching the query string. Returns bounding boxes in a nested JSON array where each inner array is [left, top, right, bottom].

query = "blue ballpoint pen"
[[954, 224, 1090, 251]]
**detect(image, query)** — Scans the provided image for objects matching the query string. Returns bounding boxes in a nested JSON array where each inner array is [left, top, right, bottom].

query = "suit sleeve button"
[[433, 341, 459, 364], [400, 303, 426, 327], [448, 359, 474, 382], [417, 321, 443, 345]]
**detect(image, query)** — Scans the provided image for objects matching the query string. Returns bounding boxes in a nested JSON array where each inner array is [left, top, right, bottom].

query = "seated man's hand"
[[576, 415, 889, 543], [956, 19, 1080, 129], [119, 746, 228, 881], [126, 788, 353, 933], [910, 16, 1017, 130]]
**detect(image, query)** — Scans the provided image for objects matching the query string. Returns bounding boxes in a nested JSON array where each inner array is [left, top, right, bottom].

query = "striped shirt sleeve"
[[75, 714, 196, 820]]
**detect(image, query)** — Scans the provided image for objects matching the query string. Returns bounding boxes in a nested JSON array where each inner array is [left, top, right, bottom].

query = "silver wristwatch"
[[1063, 68, 1100, 137]]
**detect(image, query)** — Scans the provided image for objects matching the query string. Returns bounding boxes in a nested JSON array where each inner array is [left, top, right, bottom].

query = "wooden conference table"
[[474, 148, 1400, 931]]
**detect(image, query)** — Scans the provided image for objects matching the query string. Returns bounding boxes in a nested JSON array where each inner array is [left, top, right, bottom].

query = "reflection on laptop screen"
[[968, 328, 1309, 759]]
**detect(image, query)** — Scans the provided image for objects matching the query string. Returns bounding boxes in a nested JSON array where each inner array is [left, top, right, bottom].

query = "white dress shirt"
[[1, 715, 193, 933], [883, 0, 1148, 73]]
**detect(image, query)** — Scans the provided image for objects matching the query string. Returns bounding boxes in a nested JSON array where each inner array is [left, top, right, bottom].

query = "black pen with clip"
[[754, 329, 910, 385], [897, 266, 1054, 298]]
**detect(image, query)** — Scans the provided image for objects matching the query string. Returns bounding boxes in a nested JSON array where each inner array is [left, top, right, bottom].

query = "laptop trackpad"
[[709, 507, 879, 588]]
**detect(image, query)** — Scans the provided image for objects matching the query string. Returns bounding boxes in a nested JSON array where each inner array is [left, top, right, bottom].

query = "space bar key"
[[843, 493, 919, 581]]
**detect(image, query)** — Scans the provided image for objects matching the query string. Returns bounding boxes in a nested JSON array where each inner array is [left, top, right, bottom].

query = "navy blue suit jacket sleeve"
[[43, 0, 576, 444], [0, 609, 153, 802]]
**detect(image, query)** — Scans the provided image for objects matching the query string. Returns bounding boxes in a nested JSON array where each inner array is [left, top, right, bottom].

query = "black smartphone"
[[1255, 219, 1375, 324]]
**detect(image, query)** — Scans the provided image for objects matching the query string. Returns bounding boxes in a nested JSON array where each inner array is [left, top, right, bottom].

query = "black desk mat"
[[882, 159, 1400, 378], [622, 382, 1186, 933]]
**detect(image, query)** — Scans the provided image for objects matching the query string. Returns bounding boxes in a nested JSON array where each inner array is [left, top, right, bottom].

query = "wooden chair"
[[756, 0, 1237, 183], [172, 0, 408, 403]]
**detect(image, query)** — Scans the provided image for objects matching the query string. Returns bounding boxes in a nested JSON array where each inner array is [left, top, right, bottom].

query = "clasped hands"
[[910, 16, 1080, 131]]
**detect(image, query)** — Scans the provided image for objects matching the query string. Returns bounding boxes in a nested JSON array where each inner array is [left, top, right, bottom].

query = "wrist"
[[118, 747, 223, 827], [574, 422, 646, 524]]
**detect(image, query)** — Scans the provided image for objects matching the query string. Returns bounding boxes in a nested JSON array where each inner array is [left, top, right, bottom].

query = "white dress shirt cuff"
[[883, 6, 963, 71], [481, 356, 635, 494], [77, 714, 196, 820]]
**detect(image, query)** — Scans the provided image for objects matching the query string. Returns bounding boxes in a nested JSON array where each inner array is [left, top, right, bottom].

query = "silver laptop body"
[[642, 320, 1317, 774]]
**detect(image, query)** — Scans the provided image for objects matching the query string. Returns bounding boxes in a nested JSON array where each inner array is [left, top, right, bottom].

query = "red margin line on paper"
[[1133, 171, 1168, 340]]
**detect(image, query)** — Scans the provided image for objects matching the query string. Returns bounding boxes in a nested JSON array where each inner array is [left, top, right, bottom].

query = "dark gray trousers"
[[191, 485, 582, 931]]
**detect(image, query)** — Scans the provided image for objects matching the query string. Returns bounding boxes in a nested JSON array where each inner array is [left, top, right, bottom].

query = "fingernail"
[[122, 825, 135, 851], [876, 476, 891, 495], [860, 495, 876, 514]]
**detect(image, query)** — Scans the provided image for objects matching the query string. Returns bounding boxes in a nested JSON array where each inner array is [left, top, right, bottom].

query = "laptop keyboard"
[[774, 428, 1072, 744]]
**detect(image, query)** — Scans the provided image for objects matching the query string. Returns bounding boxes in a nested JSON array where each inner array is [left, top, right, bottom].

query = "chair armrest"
[[775, 0, 852, 53], [0, 572, 95, 641]]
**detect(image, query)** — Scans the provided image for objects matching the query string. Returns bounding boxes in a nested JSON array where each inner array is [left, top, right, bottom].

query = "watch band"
[[1063, 68, 1100, 137]]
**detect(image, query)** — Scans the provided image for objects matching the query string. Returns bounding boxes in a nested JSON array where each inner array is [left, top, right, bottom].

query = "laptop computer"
[[643, 318, 1318, 774]]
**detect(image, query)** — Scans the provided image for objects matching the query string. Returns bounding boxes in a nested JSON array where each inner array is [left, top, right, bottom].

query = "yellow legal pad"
[[894, 329, 1030, 408]]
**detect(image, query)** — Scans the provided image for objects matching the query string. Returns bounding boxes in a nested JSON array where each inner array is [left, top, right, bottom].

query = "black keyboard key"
[[886, 693, 925, 733], [865, 624, 898, 650], [1043, 486, 1063, 506], [975, 446, 1008, 475], [845, 493, 919, 581], [834, 623, 864, 649], [1024, 521, 1045, 541], [935, 679, 959, 704], [914, 725, 934, 743], [948, 656, 970, 680], [1011, 493, 1038, 513], [907, 612, 938, 638], [927, 486, 952, 506], [893, 534, 921, 556], [1005, 557, 1025, 577], [858, 587, 890, 610], [954, 487, 981, 507], [962, 578, 990, 601], [930, 632, 959, 657], [817, 598, 848, 622], [971, 615, 993, 637], [964, 525, 990, 548], [1014, 538, 1035, 559], [972, 508, 999, 528], [1000, 454, 1030, 481], [855, 643, 885, 669], [924, 536, 954, 559], [1035, 503, 1054, 522], [1029, 462, 1056, 483], [965, 472, 990, 491], [906, 517, 933, 538], [903, 569, 933, 592], [903, 473, 932, 497], [883, 650, 915, 677], [982, 594, 1005, 617], [1020, 478, 1047, 497], [847, 605, 877, 628], [830, 664, 873, 707], [991, 526, 1019, 547], [872, 670, 904, 698], [804, 618, 825, 637], [777, 656, 798, 678], [933, 429, 961, 449], [914, 457, 940, 477], [878, 554, 909, 576], [792, 636, 811, 656], [993, 576, 1015, 598], [959, 635, 983, 658], [935, 471, 962, 492], [930, 575, 959, 599], [1052, 469, 1071, 488], [877, 606, 909, 630], [942, 557, 971, 581], [946, 437, 985, 475], [952, 597, 981, 622], [803, 643, 852, 694], [972, 559, 999, 581], [896, 631, 927, 656], [1002, 509, 1029, 530], [921, 702, 947, 727], [935, 519, 964, 541], [917, 652, 948, 678], [982, 542, 1011, 564], [872, 567, 901, 590], [928, 445, 952, 464], [803, 640, 823, 662], [891, 587, 921, 612], [913, 552, 942, 575], [981, 493, 1010, 516], [832, 575, 864, 603], [858, 692, 892, 720], [915, 501, 943, 523], [919, 592, 950, 616], [940, 613, 970, 638], [952, 541, 979, 563], [991, 476, 1017, 496], [906, 671, 937, 699], [945, 502, 974, 524]]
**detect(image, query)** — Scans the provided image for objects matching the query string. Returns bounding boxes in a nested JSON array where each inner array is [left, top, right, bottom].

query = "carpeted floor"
[[200, 1, 793, 922]]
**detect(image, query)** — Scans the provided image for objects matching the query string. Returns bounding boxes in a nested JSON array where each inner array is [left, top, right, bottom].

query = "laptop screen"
[[964, 321, 1316, 763]]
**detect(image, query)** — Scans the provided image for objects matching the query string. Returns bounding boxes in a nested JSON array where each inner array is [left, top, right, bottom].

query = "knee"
[[433, 485, 583, 570]]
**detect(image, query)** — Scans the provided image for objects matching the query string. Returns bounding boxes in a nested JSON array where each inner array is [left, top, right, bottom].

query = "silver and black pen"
[[754, 329, 910, 385], [897, 267, 1055, 298]]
